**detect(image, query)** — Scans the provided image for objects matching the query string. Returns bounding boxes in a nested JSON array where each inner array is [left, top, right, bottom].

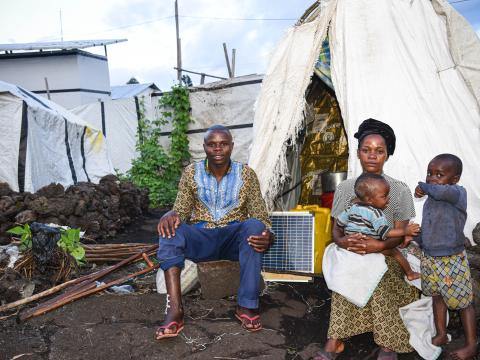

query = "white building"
[[0, 39, 126, 109]]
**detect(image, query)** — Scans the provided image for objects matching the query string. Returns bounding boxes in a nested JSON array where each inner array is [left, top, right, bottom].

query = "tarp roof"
[[0, 39, 127, 52], [110, 83, 159, 100]]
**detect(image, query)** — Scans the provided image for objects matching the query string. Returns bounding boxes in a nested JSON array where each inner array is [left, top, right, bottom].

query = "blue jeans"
[[157, 218, 265, 309]]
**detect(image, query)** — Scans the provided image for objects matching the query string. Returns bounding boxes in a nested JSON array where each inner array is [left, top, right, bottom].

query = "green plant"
[[58, 228, 85, 265], [128, 85, 192, 207], [7, 224, 32, 251]]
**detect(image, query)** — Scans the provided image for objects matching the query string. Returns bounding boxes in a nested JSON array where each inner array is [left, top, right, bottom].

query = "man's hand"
[[247, 229, 274, 253], [415, 185, 426, 198], [157, 210, 181, 238]]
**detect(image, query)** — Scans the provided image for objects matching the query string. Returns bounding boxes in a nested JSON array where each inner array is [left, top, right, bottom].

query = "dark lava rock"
[[15, 210, 37, 224], [0, 182, 12, 197], [35, 183, 65, 198]]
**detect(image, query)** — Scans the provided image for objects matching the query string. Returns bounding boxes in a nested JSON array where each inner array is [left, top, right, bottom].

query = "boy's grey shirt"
[[416, 182, 467, 256]]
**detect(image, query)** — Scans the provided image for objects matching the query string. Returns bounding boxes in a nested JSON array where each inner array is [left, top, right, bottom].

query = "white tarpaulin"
[[330, 0, 480, 239], [0, 80, 113, 193], [158, 74, 263, 164], [72, 97, 156, 175], [73, 75, 262, 174], [249, 0, 480, 240]]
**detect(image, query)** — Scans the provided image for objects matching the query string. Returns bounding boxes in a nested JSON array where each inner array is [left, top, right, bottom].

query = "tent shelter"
[[0, 80, 114, 193], [72, 74, 263, 174], [249, 0, 480, 240]]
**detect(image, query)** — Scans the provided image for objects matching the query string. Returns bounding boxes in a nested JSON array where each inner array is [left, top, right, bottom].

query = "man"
[[155, 125, 274, 339]]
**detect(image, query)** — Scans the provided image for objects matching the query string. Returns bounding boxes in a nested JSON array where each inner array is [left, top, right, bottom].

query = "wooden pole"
[[231, 48, 236, 78], [44, 77, 51, 100], [223, 43, 233, 78], [174, 67, 227, 80], [175, 0, 182, 82]]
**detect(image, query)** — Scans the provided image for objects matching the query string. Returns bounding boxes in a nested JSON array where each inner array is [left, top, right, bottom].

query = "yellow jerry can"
[[291, 205, 332, 274]]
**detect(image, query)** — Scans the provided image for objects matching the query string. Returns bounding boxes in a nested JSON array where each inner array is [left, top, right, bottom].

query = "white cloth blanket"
[[322, 243, 388, 307], [399, 297, 450, 360]]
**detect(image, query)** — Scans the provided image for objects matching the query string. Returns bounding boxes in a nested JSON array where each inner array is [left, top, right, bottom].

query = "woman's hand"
[[337, 233, 384, 255]]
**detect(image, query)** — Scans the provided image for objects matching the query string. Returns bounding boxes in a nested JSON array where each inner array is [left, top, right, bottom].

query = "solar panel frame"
[[263, 211, 315, 273]]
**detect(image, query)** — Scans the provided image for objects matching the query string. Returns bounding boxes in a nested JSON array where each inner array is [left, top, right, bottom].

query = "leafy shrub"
[[127, 85, 192, 208]]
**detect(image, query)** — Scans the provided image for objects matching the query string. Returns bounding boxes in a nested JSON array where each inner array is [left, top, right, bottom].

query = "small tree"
[[128, 85, 192, 208]]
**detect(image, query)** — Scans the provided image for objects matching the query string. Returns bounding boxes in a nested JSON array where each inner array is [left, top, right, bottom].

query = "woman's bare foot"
[[450, 344, 477, 360], [431, 333, 449, 346], [406, 271, 421, 281], [323, 338, 344, 353]]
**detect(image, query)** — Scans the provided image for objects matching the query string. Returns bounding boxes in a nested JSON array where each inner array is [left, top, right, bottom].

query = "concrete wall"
[[0, 50, 111, 109]]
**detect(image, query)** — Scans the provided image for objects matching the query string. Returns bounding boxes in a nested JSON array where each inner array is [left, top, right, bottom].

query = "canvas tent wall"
[[248, 0, 480, 240], [0, 80, 114, 193], [72, 74, 262, 174]]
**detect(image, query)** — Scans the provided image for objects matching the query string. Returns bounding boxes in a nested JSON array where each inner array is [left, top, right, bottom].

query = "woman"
[[315, 119, 418, 360]]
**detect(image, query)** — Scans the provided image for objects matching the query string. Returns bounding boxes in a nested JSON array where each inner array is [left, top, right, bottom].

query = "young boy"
[[415, 154, 477, 360], [336, 173, 421, 280]]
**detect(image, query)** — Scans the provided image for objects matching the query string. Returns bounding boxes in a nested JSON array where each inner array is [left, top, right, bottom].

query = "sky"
[[1, 0, 479, 90]]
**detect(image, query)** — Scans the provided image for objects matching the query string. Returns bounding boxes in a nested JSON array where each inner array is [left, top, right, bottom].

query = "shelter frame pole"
[[223, 43, 233, 78], [231, 48, 236, 78], [44, 77, 51, 100], [175, 0, 182, 83]]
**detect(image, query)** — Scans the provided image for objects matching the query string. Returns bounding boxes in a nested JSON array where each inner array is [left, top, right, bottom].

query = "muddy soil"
[[1, 210, 478, 360]]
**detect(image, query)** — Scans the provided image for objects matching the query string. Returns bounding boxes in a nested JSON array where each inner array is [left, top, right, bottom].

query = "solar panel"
[[263, 211, 315, 273]]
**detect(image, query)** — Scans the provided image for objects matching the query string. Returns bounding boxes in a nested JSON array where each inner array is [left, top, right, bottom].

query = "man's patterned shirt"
[[173, 159, 271, 228]]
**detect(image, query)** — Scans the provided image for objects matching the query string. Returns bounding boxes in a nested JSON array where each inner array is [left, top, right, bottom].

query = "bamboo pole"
[[1, 245, 158, 314], [20, 262, 159, 321]]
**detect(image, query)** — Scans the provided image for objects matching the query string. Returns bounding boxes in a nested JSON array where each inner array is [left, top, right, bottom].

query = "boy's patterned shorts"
[[421, 251, 473, 310]]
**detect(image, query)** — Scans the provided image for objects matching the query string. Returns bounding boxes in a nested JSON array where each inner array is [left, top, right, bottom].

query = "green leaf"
[[70, 246, 85, 261], [6, 226, 26, 235]]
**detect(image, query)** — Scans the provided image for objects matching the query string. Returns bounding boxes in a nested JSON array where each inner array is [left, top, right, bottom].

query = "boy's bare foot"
[[431, 333, 449, 346], [450, 344, 477, 360], [406, 271, 421, 281]]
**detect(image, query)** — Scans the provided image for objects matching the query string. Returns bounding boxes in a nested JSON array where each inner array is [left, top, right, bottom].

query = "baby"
[[415, 154, 476, 360], [336, 173, 421, 280]]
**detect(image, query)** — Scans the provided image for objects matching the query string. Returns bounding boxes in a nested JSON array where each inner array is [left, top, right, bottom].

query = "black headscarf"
[[354, 118, 396, 156]]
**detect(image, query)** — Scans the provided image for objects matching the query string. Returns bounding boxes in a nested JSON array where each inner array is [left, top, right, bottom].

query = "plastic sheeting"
[[0, 80, 113, 193], [72, 75, 262, 174], [158, 75, 262, 164], [72, 97, 152, 175], [330, 0, 480, 240]]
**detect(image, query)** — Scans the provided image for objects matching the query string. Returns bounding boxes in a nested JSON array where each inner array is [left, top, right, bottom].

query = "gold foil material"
[[300, 82, 349, 205]]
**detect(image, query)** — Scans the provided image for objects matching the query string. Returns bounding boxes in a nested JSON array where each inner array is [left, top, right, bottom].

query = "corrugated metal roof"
[[110, 83, 159, 100], [0, 39, 127, 52]]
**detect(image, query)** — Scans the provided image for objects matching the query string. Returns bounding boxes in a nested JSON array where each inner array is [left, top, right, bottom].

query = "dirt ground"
[[0, 210, 479, 360]]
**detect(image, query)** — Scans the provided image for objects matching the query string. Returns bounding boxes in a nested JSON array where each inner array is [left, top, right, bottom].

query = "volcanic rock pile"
[[0, 175, 149, 244]]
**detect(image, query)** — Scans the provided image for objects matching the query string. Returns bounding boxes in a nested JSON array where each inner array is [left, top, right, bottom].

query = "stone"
[[472, 222, 480, 245], [35, 183, 65, 198], [15, 210, 37, 224], [0, 182, 12, 197], [197, 260, 264, 300]]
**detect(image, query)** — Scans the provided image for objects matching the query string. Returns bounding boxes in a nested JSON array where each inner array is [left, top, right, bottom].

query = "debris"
[[18, 244, 159, 321]]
